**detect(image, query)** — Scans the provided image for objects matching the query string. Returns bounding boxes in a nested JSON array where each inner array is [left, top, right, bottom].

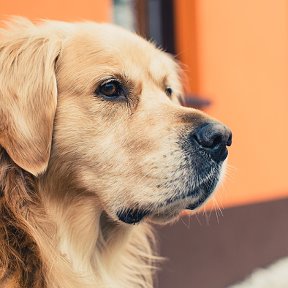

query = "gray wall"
[[157, 198, 288, 288]]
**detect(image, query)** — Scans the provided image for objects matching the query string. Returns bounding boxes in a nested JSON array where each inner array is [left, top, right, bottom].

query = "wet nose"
[[192, 123, 232, 162]]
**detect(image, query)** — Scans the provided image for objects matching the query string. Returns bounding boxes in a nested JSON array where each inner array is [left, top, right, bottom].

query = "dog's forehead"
[[62, 23, 176, 81]]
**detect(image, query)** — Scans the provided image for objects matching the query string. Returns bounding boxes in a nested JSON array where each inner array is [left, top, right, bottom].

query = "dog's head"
[[0, 18, 231, 225]]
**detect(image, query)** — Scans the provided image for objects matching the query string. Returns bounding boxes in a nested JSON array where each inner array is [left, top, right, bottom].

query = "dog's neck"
[[39, 178, 157, 288]]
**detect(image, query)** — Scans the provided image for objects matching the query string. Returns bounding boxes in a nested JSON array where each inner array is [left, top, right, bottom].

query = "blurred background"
[[1, 0, 288, 287]]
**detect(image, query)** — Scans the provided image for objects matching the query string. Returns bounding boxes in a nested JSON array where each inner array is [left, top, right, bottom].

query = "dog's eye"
[[98, 80, 124, 99], [165, 87, 173, 97]]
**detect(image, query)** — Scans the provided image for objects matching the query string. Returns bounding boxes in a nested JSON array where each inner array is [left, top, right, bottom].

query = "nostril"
[[227, 132, 232, 146], [212, 134, 223, 148], [194, 132, 222, 149]]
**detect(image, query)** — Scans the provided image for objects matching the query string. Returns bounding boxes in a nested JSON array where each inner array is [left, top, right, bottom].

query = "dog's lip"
[[116, 195, 199, 225], [180, 210, 193, 217], [180, 201, 206, 217], [148, 174, 220, 222], [164, 176, 218, 208], [116, 209, 150, 225]]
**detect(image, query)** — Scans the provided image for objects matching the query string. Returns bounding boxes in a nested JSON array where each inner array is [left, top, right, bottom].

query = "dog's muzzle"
[[117, 122, 232, 224]]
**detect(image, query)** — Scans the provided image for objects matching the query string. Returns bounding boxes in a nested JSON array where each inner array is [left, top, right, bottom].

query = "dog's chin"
[[116, 177, 219, 225]]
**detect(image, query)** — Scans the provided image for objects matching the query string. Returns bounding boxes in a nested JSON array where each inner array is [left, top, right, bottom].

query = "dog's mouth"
[[116, 172, 220, 225]]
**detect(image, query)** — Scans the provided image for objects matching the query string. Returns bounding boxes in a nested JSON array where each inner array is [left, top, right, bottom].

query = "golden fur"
[[0, 18, 228, 287]]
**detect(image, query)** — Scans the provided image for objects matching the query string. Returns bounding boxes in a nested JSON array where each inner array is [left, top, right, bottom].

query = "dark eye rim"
[[165, 87, 173, 97], [96, 78, 126, 100]]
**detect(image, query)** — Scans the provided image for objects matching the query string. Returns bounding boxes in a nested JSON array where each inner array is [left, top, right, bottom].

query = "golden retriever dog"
[[0, 18, 232, 287]]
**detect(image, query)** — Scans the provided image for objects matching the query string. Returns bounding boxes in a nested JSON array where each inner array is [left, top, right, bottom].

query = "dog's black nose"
[[192, 123, 232, 162]]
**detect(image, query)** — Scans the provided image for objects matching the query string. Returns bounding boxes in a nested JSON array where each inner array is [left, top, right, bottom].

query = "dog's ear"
[[0, 20, 61, 176]]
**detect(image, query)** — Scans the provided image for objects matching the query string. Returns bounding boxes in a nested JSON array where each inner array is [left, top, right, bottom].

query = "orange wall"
[[1, 0, 111, 22], [2, 0, 288, 208], [175, 0, 288, 208]]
